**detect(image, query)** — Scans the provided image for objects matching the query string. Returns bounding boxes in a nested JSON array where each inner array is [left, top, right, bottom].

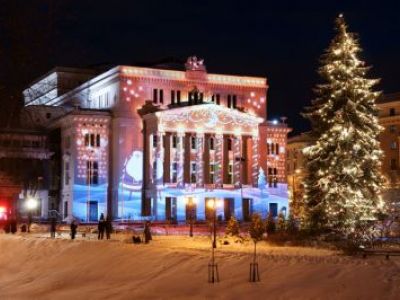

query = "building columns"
[[177, 132, 185, 187], [196, 132, 204, 187], [252, 136, 259, 187], [233, 135, 241, 187], [215, 134, 223, 187]]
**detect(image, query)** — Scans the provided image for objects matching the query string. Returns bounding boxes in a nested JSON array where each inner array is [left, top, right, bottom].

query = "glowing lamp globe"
[[26, 198, 38, 210]]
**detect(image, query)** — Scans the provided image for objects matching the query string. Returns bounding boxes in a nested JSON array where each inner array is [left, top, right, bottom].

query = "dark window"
[[84, 134, 89, 146], [64, 201, 68, 219], [391, 141, 397, 150], [159, 89, 164, 104], [86, 160, 99, 185], [227, 95, 232, 108], [177, 90, 181, 104], [171, 90, 175, 104], [46, 113, 51, 119], [216, 94, 220, 105], [209, 137, 214, 150], [224, 198, 234, 221], [96, 134, 100, 147], [390, 108, 396, 116], [390, 125, 396, 133], [227, 138, 232, 151], [391, 159, 397, 170], [275, 143, 279, 154], [153, 89, 158, 103], [172, 135, 178, 148], [242, 198, 252, 221], [191, 136, 196, 149], [232, 95, 237, 108], [153, 135, 158, 148], [90, 134, 95, 147], [269, 203, 278, 217], [165, 197, 177, 221]]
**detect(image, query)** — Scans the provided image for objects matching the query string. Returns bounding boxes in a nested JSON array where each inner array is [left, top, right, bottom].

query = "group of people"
[[97, 213, 113, 240]]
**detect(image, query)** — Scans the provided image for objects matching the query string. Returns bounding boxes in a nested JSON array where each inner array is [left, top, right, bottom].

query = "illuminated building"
[[22, 57, 291, 222]]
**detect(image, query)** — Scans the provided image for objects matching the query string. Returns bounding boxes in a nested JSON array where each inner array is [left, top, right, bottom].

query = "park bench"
[[361, 248, 400, 259]]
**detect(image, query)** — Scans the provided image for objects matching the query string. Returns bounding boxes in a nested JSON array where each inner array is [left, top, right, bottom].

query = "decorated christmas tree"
[[303, 15, 385, 233], [225, 216, 240, 236]]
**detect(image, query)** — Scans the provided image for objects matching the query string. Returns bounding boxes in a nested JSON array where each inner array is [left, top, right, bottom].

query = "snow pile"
[[0, 234, 399, 299]]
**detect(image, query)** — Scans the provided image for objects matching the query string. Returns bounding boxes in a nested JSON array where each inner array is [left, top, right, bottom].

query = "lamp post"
[[186, 198, 196, 237], [207, 198, 219, 283], [26, 197, 38, 233]]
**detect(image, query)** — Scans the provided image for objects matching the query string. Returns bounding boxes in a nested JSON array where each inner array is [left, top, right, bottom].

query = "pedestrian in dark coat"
[[98, 213, 105, 240], [70, 221, 77, 240], [50, 218, 57, 238], [105, 216, 112, 240], [144, 221, 152, 244]]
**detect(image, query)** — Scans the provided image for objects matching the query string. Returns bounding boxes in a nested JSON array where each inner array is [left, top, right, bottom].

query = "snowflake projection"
[[246, 91, 265, 111], [121, 78, 145, 103]]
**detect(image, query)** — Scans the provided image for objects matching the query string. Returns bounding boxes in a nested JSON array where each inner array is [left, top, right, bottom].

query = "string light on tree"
[[302, 14, 385, 233]]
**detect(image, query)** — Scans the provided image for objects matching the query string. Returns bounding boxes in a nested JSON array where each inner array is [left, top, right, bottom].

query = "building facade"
[[20, 57, 291, 222]]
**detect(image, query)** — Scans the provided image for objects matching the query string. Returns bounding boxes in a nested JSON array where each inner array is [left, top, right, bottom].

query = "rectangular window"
[[390, 108, 396, 116], [224, 198, 234, 221], [227, 94, 232, 108], [228, 163, 233, 184], [391, 141, 397, 150], [86, 160, 99, 185], [191, 136, 196, 150], [65, 162, 70, 185], [269, 203, 278, 217], [391, 159, 397, 170], [242, 198, 252, 221], [232, 95, 237, 108], [390, 125, 396, 133], [216, 94, 220, 105], [90, 134, 95, 147], [227, 138, 232, 151], [96, 134, 101, 147], [165, 197, 177, 221], [84, 133, 90, 146], [190, 162, 197, 183], [172, 135, 178, 148], [159, 89, 164, 104], [64, 201, 68, 219], [153, 89, 158, 104], [153, 135, 158, 148], [209, 137, 214, 150], [210, 164, 215, 183], [171, 90, 175, 104], [171, 162, 178, 183], [177, 90, 181, 104], [275, 143, 279, 155]]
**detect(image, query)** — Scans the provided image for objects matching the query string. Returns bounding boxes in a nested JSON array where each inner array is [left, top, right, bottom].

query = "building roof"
[[287, 132, 314, 144], [376, 92, 400, 105]]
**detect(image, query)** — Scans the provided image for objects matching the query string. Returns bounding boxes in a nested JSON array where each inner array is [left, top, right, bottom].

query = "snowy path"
[[0, 234, 399, 299]]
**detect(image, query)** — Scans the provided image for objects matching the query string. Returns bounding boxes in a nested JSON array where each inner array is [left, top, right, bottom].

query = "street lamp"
[[207, 198, 220, 283], [185, 198, 196, 237], [26, 197, 38, 233]]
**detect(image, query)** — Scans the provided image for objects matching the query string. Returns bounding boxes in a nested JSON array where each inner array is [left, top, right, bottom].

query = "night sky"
[[2, 0, 400, 134]]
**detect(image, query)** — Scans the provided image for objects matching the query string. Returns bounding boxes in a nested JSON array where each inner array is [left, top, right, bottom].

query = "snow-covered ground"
[[0, 233, 399, 300]]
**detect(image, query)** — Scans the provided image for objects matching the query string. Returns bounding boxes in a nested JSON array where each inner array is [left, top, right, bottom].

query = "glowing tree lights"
[[303, 15, 385, 233]]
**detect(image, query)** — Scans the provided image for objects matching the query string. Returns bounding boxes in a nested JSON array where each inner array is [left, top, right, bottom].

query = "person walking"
[[144, 221, 152, 244], [105, 216, 112, 240], [50, 217, 57, 238], [70, 221, 77, 240], [98, 213, 105, 240]]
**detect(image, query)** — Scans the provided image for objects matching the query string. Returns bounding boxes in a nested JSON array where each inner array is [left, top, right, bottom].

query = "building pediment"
[[151, 104, 263, 136]]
